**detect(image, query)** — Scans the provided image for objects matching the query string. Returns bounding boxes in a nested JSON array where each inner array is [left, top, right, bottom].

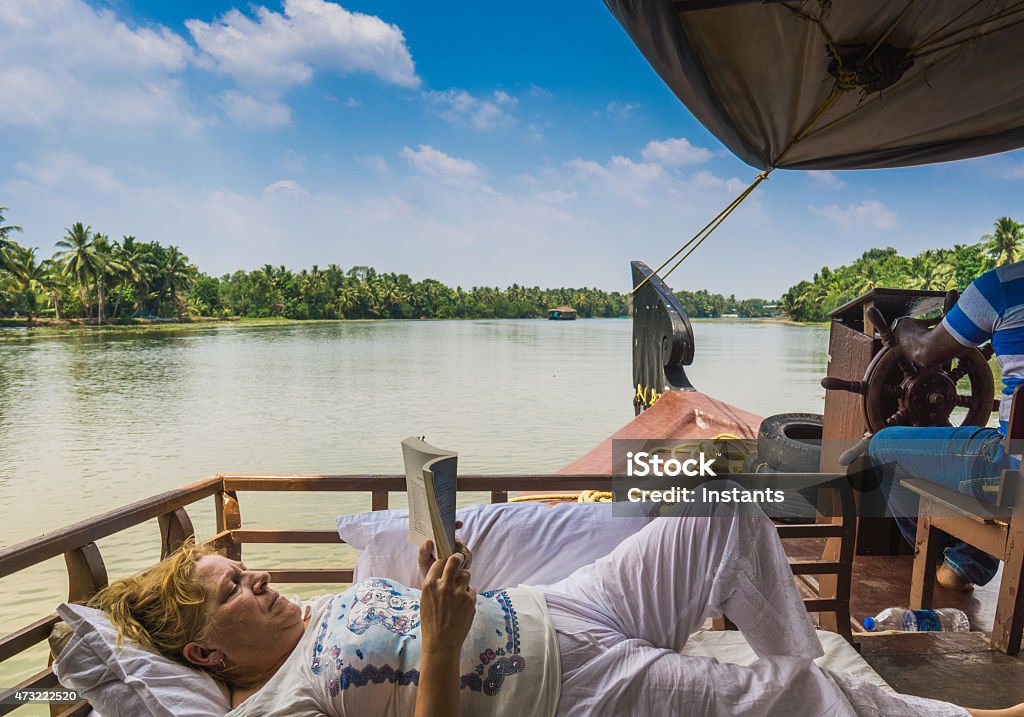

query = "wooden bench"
[[902, 386, 1024, 654]]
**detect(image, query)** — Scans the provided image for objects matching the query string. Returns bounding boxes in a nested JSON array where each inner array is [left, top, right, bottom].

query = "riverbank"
[[0, 314, 637, 334], [0, 315, 812, 338], [0, 316, 307, 338]]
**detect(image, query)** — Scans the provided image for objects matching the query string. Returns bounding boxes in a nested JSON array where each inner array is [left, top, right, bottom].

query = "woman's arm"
[[414, 552, 476, 717]]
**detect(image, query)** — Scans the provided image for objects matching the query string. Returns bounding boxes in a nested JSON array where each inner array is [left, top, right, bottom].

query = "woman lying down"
[[90, 498, 1022, 717]]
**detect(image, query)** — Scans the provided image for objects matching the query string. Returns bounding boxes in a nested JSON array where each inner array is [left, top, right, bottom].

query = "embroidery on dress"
[[310, 600, 334, 675], [460, 590, 526, 696], [347, 579, 421, 636], [337, 665, 420, 692]]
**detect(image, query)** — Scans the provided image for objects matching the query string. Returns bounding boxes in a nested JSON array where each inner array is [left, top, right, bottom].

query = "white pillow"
[[336, 501, 657, 590], [54, 603, 230, 717]]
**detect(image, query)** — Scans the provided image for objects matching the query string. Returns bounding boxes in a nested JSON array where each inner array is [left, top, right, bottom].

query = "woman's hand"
[[414, 553, 476, 717], [419, 552, 476, 656], [418, 521, 473, 582]]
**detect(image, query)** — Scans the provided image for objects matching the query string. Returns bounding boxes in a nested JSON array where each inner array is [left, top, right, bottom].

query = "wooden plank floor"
[[785, 540, 1024, 709]]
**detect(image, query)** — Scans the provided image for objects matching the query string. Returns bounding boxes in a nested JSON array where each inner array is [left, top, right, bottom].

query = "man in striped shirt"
[[869, 263, 1023, 591]]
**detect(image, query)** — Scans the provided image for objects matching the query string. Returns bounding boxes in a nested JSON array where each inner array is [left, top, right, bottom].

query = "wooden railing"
[[0, 472, 854, 716]]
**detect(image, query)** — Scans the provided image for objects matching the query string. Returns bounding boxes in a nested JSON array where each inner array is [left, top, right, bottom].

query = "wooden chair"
[[902, 384, 1024, 654]]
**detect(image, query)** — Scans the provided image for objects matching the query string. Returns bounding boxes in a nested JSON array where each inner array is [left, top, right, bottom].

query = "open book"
[[401, 436, 458, 561]]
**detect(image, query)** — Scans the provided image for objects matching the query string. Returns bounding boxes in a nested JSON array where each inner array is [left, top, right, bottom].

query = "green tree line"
[[780, 217, 1024, 322], [0, 206, 633, 322], [670, 290, 770, 318]]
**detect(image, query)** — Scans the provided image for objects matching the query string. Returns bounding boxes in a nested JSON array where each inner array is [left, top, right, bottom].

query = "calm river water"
[[0, 318, 827, 694]]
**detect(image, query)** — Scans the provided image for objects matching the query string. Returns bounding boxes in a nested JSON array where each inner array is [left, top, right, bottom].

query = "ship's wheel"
[[821, 294, 995, 466]]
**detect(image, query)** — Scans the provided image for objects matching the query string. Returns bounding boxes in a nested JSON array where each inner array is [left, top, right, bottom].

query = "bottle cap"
[[863, 617, 876, 631]]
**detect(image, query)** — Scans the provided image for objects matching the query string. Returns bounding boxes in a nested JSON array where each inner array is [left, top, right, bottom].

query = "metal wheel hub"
[[902, 370, 958, 424]]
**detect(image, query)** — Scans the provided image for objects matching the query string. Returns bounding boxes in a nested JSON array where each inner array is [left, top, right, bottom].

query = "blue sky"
[[2, 0, 1023, 298]]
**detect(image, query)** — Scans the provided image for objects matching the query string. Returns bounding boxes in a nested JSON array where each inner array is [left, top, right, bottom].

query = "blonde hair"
[[88, 540, 215, 668]]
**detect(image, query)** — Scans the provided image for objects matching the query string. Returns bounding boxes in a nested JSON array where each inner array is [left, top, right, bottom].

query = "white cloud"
[[282, 150, 306, 174], [357, 155, 390, 177], [606, 101, 640, 119], [222, 91, 292, 128], [641, 138, 713, 166], [999, 162, 1024, 180], [807, 170, 845, 189], [567, 155, 666, 205], [263, 179, 310, 198], [691, 170, 746, 194], [0, 0, 200, 131], [400, 145, 482, 184], [15, 152, 121, 193], [524, 123, 545, 144], [425, 89, 517, 130], [533, 189, 578, 204], [810, 199, 896, 231], [186, 0, 419, 92]]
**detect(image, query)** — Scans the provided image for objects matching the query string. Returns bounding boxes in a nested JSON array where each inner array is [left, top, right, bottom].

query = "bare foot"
[[937, 562, 974, 592], [965, 704, 1024, 717]]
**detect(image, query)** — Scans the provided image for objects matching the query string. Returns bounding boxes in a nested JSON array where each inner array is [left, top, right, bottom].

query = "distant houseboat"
[[548, 306, 577, 320]]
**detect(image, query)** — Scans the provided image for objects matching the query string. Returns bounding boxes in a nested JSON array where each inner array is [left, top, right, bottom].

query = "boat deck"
[[788, 539, 1024, 709]]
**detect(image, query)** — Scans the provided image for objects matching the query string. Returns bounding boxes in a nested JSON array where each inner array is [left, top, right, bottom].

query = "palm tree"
[[161, 246, 196, 317], [982, 216, 1024, 267], [41, 259, 65, 320], [909, 251, 956, 291], [54, 222, 105, 319], [5, 245, 49, 323], [335, 285, 360, 318], [90, 233, 123, 324], [0, 205, 23, 269], [113, 236, 155, 317]]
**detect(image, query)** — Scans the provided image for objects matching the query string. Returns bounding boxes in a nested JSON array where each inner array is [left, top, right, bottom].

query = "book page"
[[424, 454, 458, 560], [401, 437, 458, 555], [405, 469, 435, 547]]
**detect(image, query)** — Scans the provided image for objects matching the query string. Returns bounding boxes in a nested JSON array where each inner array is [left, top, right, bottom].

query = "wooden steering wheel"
[[821, 293, 995, 466]]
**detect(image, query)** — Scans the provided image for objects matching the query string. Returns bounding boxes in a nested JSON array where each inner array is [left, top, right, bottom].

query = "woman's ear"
[[183, 641, 223, 668]]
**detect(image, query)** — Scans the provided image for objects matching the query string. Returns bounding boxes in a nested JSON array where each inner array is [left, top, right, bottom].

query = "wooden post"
[[909, 503, 940, 610], [64, 543, 107, 604], [371, 490, 389, 512], [490, 490, 508, 504], [158, 508, 195, 559], [993, 477, 1024, 654], [216, 490, 242, 561]]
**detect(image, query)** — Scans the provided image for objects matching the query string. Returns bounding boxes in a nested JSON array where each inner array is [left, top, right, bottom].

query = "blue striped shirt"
[[941, 262, 1024, 433]]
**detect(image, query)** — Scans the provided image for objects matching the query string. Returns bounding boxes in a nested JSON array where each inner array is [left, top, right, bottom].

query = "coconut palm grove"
[[0, 204, 1021, 325]]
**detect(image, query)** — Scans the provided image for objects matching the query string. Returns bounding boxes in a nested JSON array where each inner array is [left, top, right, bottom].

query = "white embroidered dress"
[[227, 580, 560, 717]]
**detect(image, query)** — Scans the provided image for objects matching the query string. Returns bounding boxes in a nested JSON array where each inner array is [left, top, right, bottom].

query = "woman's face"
[[185, 555, 306, 679]]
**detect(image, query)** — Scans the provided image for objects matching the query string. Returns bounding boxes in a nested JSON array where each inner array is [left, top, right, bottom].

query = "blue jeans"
[[868, 425, 1014, 586]]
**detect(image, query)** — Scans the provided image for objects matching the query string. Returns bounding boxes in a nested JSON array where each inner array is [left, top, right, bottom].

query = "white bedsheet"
[[681, 630, 891, 692]]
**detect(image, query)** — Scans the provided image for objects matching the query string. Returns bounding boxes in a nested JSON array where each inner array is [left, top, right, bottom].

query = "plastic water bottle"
[[863, 607, 970, 632]]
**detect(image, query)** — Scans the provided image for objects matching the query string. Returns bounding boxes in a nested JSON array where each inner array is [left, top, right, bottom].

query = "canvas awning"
[[604, 0, 1024, 170]]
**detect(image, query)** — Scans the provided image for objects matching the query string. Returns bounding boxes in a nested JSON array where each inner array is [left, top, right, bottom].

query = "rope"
[[509, 493, 583, 503], [656, 172, 770, 285], [631, 170, 771, 295]]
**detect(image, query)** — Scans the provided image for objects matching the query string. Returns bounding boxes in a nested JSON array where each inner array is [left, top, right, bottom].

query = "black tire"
[[757, 413, 823, 474]]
